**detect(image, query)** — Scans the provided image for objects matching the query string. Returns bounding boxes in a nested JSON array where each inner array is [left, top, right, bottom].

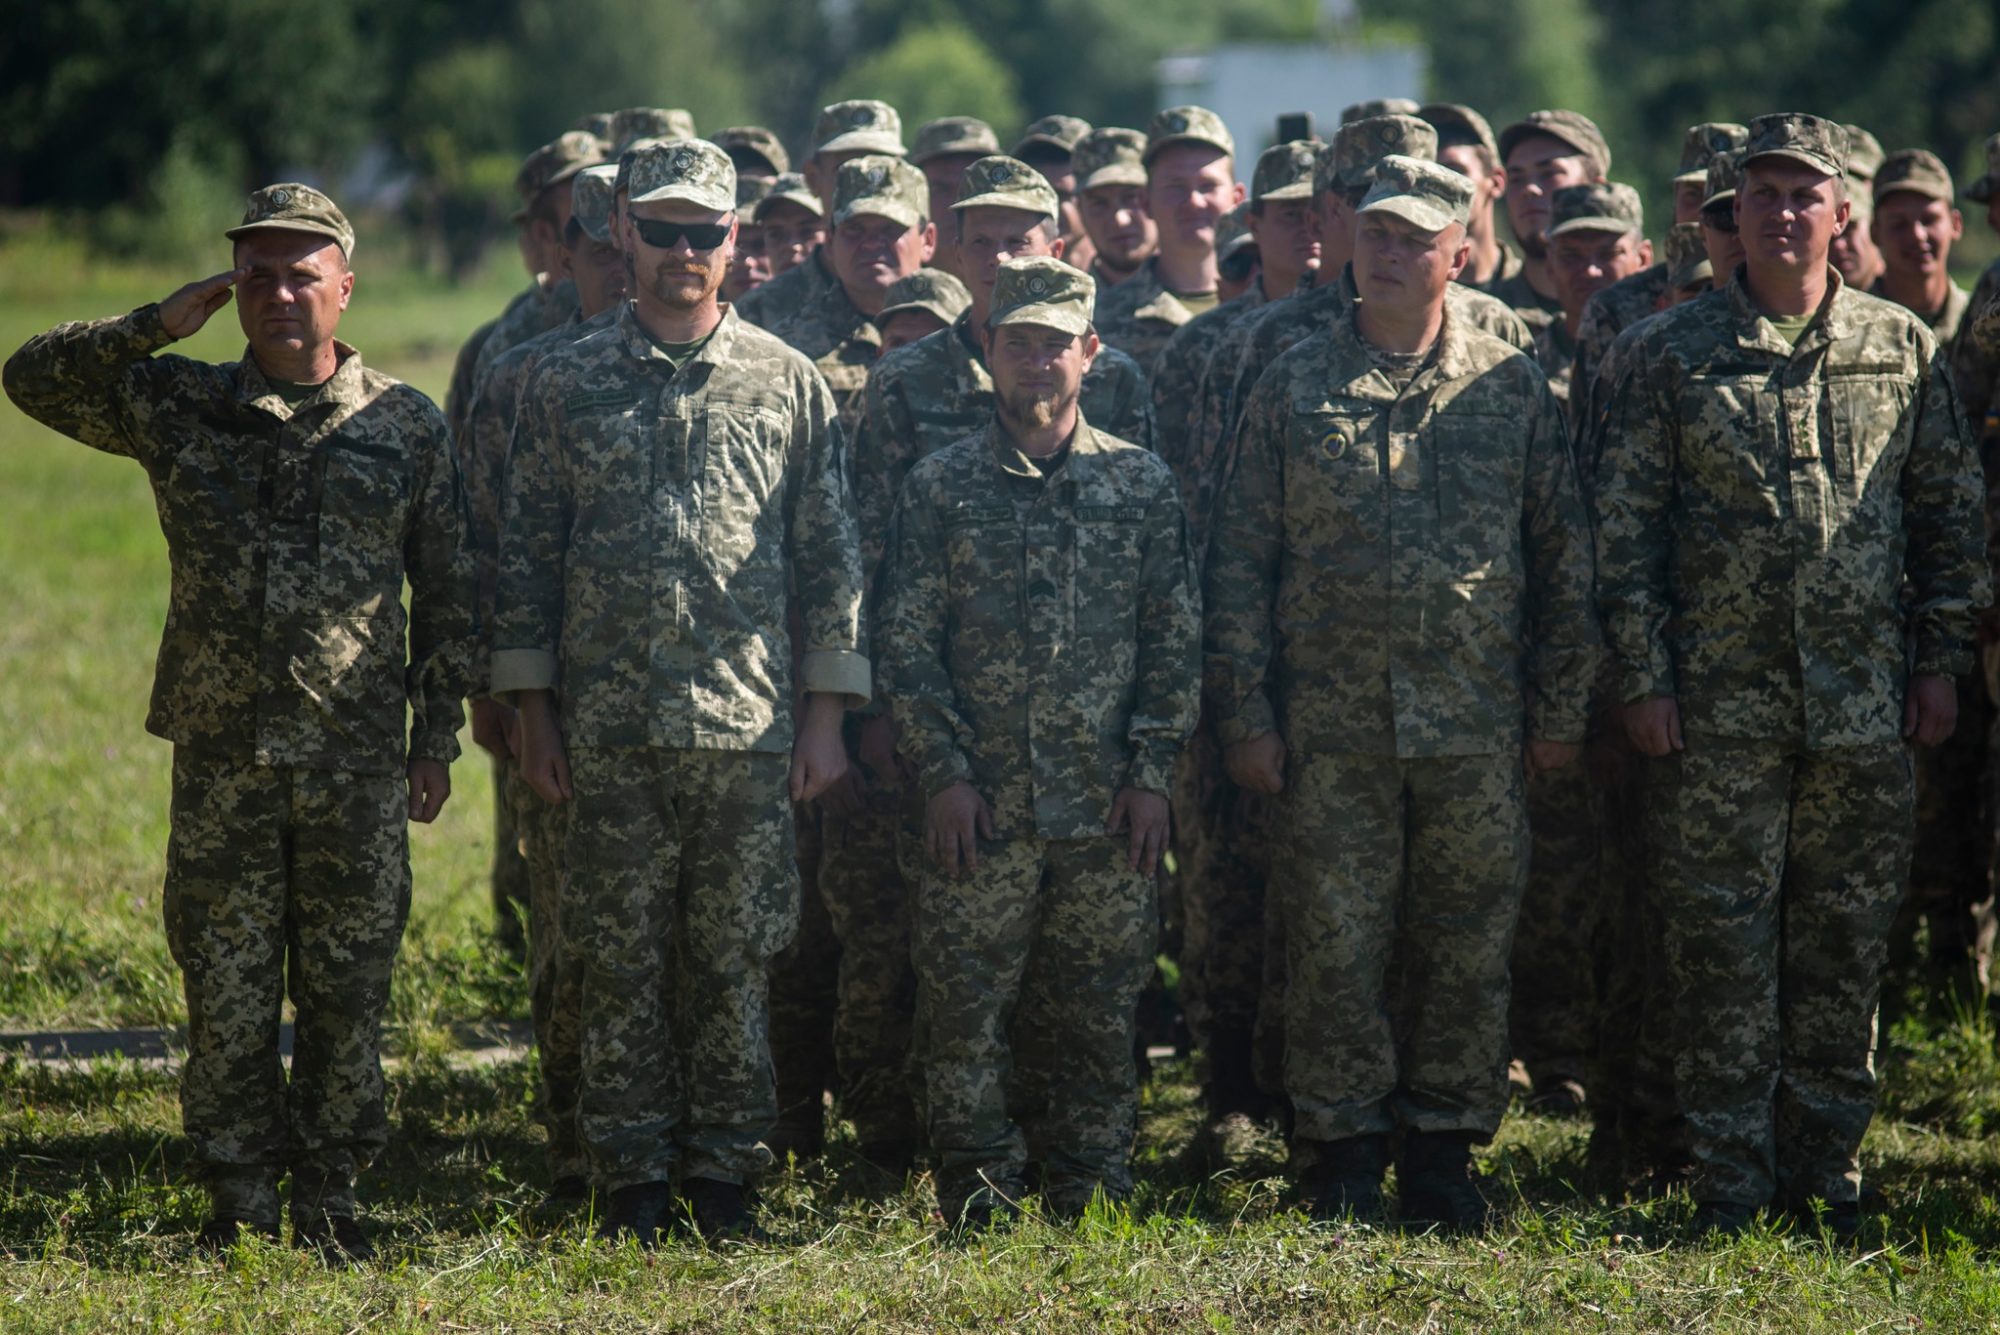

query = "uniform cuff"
[[1123, 745, 1178, 799], [1214, 692, 1278, 747], [801, 649, 872, 708], [916, 747, 974, 802], [489, 647, 557, 702], [1913, 641, 1974, 680]]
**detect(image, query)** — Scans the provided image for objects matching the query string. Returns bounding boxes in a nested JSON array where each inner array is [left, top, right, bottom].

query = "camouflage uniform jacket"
[[1484, 267, 1562, 336], [1530, 316, 1578, 405], [470, 278, 580, 394], [1591, 271, 1989, 749], [1092, 255, 1208, 375], [1466, 244, 1526, 292], [854, 313, 1155, 584], [1952, 260, 2000, 451], [1204, 305, 1599, 757], [445, 309, 507, 445], [1570, 263, 1670, 435], [734, 251, 881, 436], [491, 304, 869, 751], [463, 308, 617, 626], [3, 306, 478, 772], [1872, 275, 1970, 348], [878, 416, 1201, 839], [1150, 281, 1270, 546]]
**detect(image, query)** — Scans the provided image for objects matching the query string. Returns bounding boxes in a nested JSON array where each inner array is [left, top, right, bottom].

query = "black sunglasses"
[[632, 217, 733, 251]]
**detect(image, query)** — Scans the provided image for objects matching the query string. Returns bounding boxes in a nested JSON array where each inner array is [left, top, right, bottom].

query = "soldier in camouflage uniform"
[[877, 256, 1201, 1227], [451, 130, 605, 959], [4, 185, 478, 1261], [1488, 110, 1612, 332], [724, 176, 774, 304], [1532, 182, 1651, 406], [800, 99, 908, 204], [876, 268, 971, 352], [755, 174, 827, 278], [737, 154, 935, 436], [1093, 107, 1247, 374], [712, 125, 789, 186], [1341, 97, 1420, 123], [1073, 127, 1160, 290], [912, 117, 1003, 282], [1592, 114, 1989, 1238], [492, 140, 869, 1244], [1145, 139, 1322, 1142], [1421, 104, 1518, 290], [1829, 126, 1887, 292], [1014, 115, 1097, 274], [461, 164, 630, 1199], [1213, 203, 1260, 302], [1205, 157, 1598, 1231]]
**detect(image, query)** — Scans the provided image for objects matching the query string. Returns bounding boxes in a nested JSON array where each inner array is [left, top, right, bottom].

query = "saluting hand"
[[159, 268, 249, 340]]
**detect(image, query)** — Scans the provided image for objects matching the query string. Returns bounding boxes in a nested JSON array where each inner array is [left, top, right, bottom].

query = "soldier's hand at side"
[[817, 766, 868, 818], [1223, 731, 1286, 796], [926, 782, 994, 878], [469, 697, 517, 762], [1524, 739, 1582, 780], [1107, 787, 1171, 875], [1623, 696, 1684, 757], [1904, 673, 1958, 747], [790, 692, 850, 803], [407, 757, 451, 823], [516, 690, 573, 804], [159, 268, 248, 340], [858, 712, 907, 783]]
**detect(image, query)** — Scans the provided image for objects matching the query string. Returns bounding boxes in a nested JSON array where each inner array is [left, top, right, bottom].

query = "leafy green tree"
[[832, 22, 1025, 134]]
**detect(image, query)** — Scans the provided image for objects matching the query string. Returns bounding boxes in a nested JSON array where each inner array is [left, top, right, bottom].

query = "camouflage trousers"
[[767, 803, 837, 1157], [505, 768, 583, 1183], [1510, 759, 1605, 1092], [816, 777, 922, 1148], [1275, 751, 1527, 1144], [1889, 667, 1995, 1002], [1647, 736, 1913, 1208], [1172, 718, 1280, 1104], [491, 752, 530, 953], [564, 746, 797, 1191], [164, 749, 411, 1227], [913, 832, 1157, 1210]]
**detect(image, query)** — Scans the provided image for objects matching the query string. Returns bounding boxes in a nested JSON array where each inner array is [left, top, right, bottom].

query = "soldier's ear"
[[918, 220, 938, 263]]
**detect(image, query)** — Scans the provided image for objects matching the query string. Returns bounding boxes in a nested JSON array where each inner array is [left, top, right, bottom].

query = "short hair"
[[1016, 143, 1072, 175], [1435, 130, 1500, 175]]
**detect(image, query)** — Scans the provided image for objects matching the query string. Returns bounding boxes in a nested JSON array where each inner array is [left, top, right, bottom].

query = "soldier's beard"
[[999, 385, 1077, 432], [648, 260, 722, 310]]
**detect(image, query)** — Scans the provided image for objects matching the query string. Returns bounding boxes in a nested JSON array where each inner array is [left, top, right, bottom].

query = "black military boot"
[[292, 1212, 376, 1266], [597, 1180, 676, 1247], [681, 1177, 757, 1242], [1397, 1131, 1492, 1234], [194, 1215, 281, 1255], [1297, 1134, 1390, 1222], [1690, 1198, 1756, 1239]]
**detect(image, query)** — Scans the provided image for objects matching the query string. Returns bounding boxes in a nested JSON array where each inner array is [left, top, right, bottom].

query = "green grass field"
[[5, 220, 2000, 1331]]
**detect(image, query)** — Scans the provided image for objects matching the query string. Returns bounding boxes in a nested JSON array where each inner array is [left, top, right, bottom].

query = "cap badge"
[[990, 164, 1012, 184], [1166, 113, 1188, 133], [269, 188, 291, 208]]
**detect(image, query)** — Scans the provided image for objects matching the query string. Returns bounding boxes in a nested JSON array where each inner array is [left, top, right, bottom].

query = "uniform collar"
[[234, 340, 365, 418], [614, 300, 744, 372], [983, 412, 1108, 482], [1332, 263, 1483, 385], [947, 311, 996, 396], [1723, 263, 1853, 355], [1128, 255, 1200, 326]]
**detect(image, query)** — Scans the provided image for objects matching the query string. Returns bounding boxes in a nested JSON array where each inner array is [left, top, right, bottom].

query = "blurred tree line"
[[2, 0, 1994, 273]]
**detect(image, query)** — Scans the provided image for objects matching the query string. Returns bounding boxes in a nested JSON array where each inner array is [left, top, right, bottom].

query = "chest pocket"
[[1678, 371, 1782, 515], [565, 396, 658, 554], [1433, 410, 1523, 580], [317, 438, 409, 612], [700, 402, 787, 571], [942, 502, 1019, 618], [1074, 502, 1147, 632], [1289, 406, 1383, 566], [1824, 361, 1914, 502]]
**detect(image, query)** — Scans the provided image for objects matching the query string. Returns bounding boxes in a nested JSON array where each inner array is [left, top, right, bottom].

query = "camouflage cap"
[[988, 255, 1096, 334], [1702, 149, 1745, 211], [736, 175, 774, 211], [1340, 97, 1421, 125], [1357, 155, 1473, 233], [609, 108, 697, 155], [1664, 220, 1711, 290], [1073, 128, 1149, 191], [1143, 106, 1235, 166], [1843, 125, 1886, 181], [912, 116, 1001, 165], [570, 165, 620, 243], [953, 156, 1059, 219], [1965, 133, 2000, 203], [1013, 114, 1093, 157], [574, 112, 614, 138], [1547, 181, 1645, 238], [626, 138, 737, 213], [752, 172, 824, 221], [1216, 201, 1257, 262], [1742, 112, 1847, 179], [832, 155, 930, 228], [1320, 114, 1438, 195], [878, 267, 973, 326], [1418, 103, 1499, 158], [514, 131, 609, 218], [1497, 109, 1611, 175], [711, 125, 790, 177], [225, 182, 356, 260], [814, 100, 905, 157], [1675, 122, 1749, 183], [1252, 140, 1319, 203], [1874, 148, 1955, 205]]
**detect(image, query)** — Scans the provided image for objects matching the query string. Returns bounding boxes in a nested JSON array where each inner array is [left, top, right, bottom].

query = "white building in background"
[[1156, 41, 1427, 156]]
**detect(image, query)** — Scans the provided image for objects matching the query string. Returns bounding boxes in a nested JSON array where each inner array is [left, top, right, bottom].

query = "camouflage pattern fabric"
[[446, 305, 511, 444], [1149, 282, 1270, 546], [3, 307, 478, 771], [1953, 260, 2000, 453], [564, 745, 798, 1189], [767, 805, 839, 1157], [490, 304, 870, 745], [165, 750, 412, 1228], [853, 314, 1155, 580], [1275, 749, 1528, 1141], [1569, 262, 1671, 437], [1530, 314, 1578, 404], [1890, 679, 1996, 1003], [1644, 737, 1914, 1206], [470, 278, 581, 393], [1485, 267, 1563, 336], [1204, 307, 1598, 759], [1592, 274, 1988, 748], [508, 766, 584, 1181], [734, 251, 883, 437], [1510, 759, 1604, 1093], [1092, 255, 1209, 376], [1872, 276, 1970, 346]]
